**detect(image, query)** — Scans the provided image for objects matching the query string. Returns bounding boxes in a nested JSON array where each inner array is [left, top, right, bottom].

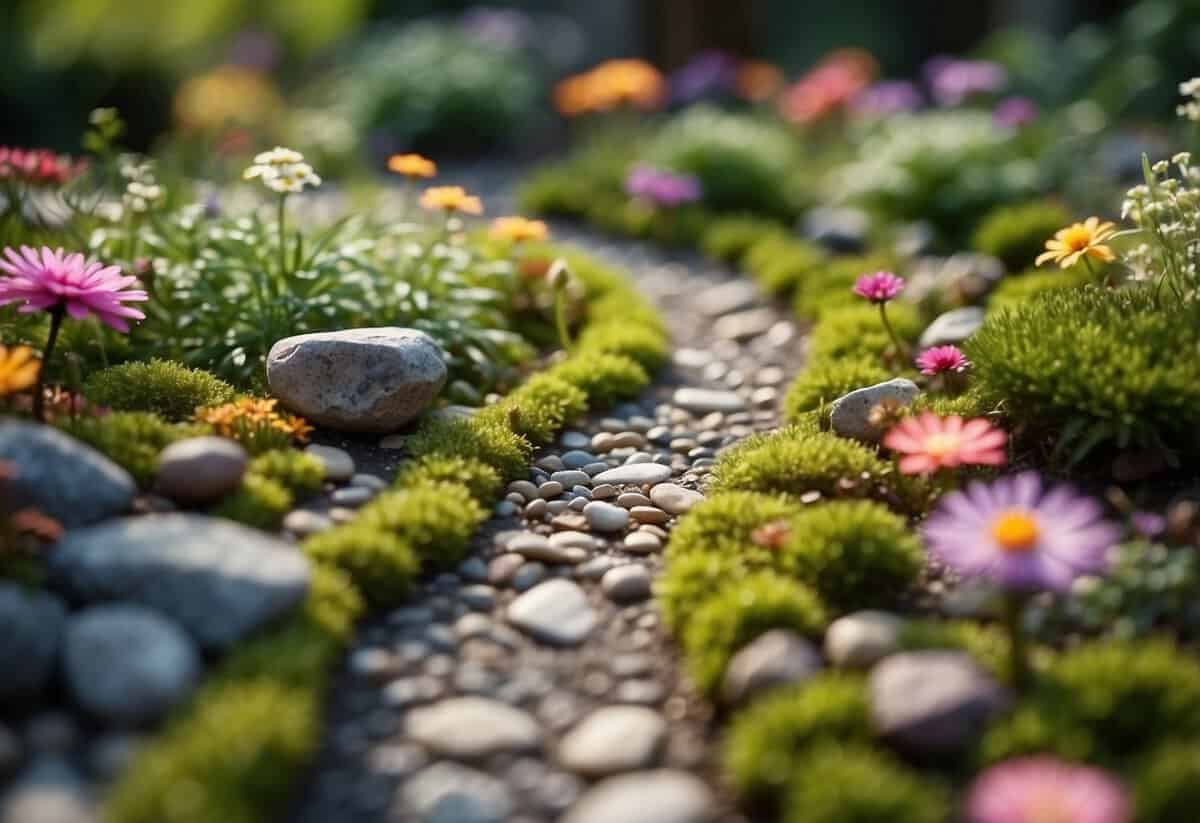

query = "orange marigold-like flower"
[[0, 345, 39, 397], [387, 153, 437, 179], [420, 186, 484, 215], [196, 397, 313, 445], [1035, 217, 1117, 269], [554, 59, 666, 117], [490, 216, 549, 244]]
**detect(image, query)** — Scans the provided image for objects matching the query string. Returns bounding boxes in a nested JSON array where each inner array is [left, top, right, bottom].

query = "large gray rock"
[[63, 605, 200, 726], [722, 630, 822, 705], [267, 327, 447, 433], [870, 651, 1010, 758], [49, 515, 310, 651], [918, 306, 986, 349], [155, 436, 247, 505], [829, 378, 921, 443], [0, 422, 134, 528], [0, 584, 66, 702]]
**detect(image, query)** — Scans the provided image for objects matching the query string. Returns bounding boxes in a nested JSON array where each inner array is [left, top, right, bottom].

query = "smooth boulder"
[[267, 327, 447, 433], [829, 378, 920, 443], [155, 436, 248, 505]]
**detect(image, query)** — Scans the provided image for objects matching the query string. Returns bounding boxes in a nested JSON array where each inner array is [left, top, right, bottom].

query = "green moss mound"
[[782, 500, 923, 612], [667, 491, 801, 560], [968, 287, 1200, 458], [792, 254, 895, 321], [575, 322, 669, 372], [482, 373, 588, 445], [1133, 740, 1200, 823], [659, 551, 746, 633], [405, 415, 531, 481], [725, 674, 871, 806], [806, 302, 921, 366], [898, 619, 1012, 680], [211, 474, 292, 530], [986, 266, 1090, 314], [59, 412, 209, 487], [682, 573, 827, 696], [395, 455, 502, 504], [303, 525, 419, 607], [742, 233, 828, 295], [711, 427, 890, 499], [972, 200, 1072, 271], [247, 450, 325, 497], [701, 216, 789, 264], [781, 743, 951, 823], [85, 359, 235, 421], [548, 353, 650, 407]]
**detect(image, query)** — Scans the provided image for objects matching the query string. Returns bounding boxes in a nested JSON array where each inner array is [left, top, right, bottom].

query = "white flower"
[[253, 147, 304, 166], [243, 148, 321, 194]]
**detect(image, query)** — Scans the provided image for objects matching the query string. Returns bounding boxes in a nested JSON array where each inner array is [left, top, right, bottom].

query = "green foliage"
[[1133, 741, 1200, 823], [668, 491, 801, 560], [972, 200, 1073, 271], [979, 640, 1200, 767], [548, 354, 650, 407], [986, 266, 1090, 313], [898, 619, 1013, 679], [658, 551, 745, 633], [247, 450, 325, 497], [742, 233, 828, 295], [58, 412, 209, 487], [783, 357, 892, 422], [211, 474, 292, 530], [303, 525, 419, 607], [711, 427, 891, 499], [725, 675, 872, 806], [701, 216, 789, 264], [806, 302, 921, 365], [782, 501, 923, 612], [575, 321, 669, 372], [405, 416, 531, 481], [356, 482, 486, 572], [781, 743, 951, 823], [84, 360, 235, 421], [394, 456, 502, 504], [968, 287, 1200, 459], [908, 387, 998, 420], [682, 573, 826, 696], [481, 373, 588, 445]]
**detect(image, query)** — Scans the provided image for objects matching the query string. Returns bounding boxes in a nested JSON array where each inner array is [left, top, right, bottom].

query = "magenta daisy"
[[916, 344, 971, 376], [966, 756, 1130, 823], [923, 472, 1120, 592], [853, 270, 905, 303], [0, 246, 148, 332]]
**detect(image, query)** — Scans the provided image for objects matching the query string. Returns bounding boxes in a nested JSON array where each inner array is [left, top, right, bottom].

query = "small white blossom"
[[243, 147, 321, 194]]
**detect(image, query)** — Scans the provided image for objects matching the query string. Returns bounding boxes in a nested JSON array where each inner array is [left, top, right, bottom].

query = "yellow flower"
[[420, 186, 484, 216], [387, 153, 437, 179], [0, 345, 39, 397], [490, 216, 549, 244], [1035, 217, 1118, 268]]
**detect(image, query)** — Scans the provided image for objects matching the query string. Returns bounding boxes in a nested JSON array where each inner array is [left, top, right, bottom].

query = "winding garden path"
[[291, 217, 806, 822]]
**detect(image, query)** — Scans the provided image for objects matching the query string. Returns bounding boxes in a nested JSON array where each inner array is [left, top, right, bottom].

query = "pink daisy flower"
[[853, 270, 905, 303], [966, 756, 1130, 823], [0, 246, 148, 332], [923, 472, 1120, 592], [883, 412, 1007, 475], [916, 344, 971, 376]]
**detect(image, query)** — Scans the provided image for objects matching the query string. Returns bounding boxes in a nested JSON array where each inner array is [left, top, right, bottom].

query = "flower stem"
[[1082, 256, 1106, 288], [1004, 591, 1031, 690], [277, 193, 288, 281], [879, 303, 908, 361], [32, 307, 65, 424], [554, 288, 572, 352]]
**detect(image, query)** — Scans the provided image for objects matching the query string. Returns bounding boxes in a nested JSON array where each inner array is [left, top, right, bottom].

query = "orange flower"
[[420, 186, 484, 215], [0, 345, 39, 396], [196, 397, 312, 445], [387, 153, 437, 179], [883, 412, 1007, 476], [778, 48, 878, 124], [491, 216, 549, 244], [737, 60, 785, 102], [1035, 217, 1117, 269], [554, 59, 665, 117]]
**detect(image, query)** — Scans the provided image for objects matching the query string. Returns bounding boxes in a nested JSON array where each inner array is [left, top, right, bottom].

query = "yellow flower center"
[[991, 509, 1040, 552], [1061, 225, 1094, 252], [922, 432, 961, 459]]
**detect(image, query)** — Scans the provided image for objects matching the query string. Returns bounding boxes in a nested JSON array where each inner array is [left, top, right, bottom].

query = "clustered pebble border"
[[101, 241, 670, 823]]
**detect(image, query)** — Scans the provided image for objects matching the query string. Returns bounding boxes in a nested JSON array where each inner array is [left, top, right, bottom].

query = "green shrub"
[[549, 353, 650, 407], [711, 427, 891, 499], [1133, 741, 1200, 823], [987, 266, 1090, 314], [211, 474, 292, 530], [356, 482, 486, 571], [968, 288, 1200, 458], [980, 640, 1200, 767], [783, 356, 892, 422], [782, 743, 951, 823], [395, 455, 502, 503], [303, 525, 419, 607], [668, 491, 801, 560], [247, 450, 325, 497], [84, 359, 235, 421], [792, 254, 895, 321], [806, 302, 922, 366], [405, 415, 531, 480], [659, 551, 746, 633], [482, 373, 587, 445], [682, 573, 826, 696], [972, 200, 1072, 271], [725, 675, 872, 806], [575, 322, 669, 372], [781, 501, 923, 612], [59, 412, 209, 486], [743, 233, 827, 295], [701, 216, 788, 264]]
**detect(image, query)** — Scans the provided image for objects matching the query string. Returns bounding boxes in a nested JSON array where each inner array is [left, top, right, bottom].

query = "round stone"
[[508, 533, 572, 564], [623, 532, 662, 555], [648, 484, 704, 515], [591, 464, 673, 486], [825, 610, 905, 669], [304, 445, 354, 482], [601, 565, 651, 603], [507, 579, 596, 646], [405, 697, 541, 758], [402, 761, 515, 823], [155, 437, 247, 505], [562, 770, 714, 823], [557, 707, 667, 776], [583, 501, 631, 533], [630, 506, 670, 525]]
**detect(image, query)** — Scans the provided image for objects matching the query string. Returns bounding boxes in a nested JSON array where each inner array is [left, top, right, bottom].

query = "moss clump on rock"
[[84, 359, 236, 421]]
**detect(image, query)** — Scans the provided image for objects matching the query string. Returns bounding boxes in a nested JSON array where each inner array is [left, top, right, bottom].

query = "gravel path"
[[290, 224, 805, 823]]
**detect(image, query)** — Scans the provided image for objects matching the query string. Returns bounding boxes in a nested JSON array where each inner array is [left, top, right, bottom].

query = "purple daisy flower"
[[923, 472, 1121, 592], [994, 96, 1039, 128], [966, 756, 1130, 823], [625, 165, 703, 208], [851, 80, 924, 116], [924, 56, 1008, 107], [670, 50, 739, 104], [853, 270, 905, 303]]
